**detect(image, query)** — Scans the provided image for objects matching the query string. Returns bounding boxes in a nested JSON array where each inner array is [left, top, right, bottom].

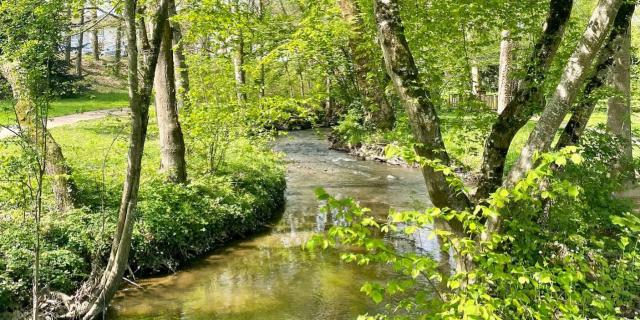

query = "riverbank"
[[0, 116, 286, 316]]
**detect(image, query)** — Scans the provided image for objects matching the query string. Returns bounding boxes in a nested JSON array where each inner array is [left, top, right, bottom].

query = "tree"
[[76, 6, 85, 77], [169, 0, 190, 109], [338, 0, 394, 130], [373, 0, 471, 223], [556, 2, 635, 149], [154, 6, 187, 183], [475, 0, 573, 200], [67, 0, 169, 318], [507, 0, 624, 185], [496, 30, 513, 114], [91, 2, 100, 61], [606, 2, 634, 182]]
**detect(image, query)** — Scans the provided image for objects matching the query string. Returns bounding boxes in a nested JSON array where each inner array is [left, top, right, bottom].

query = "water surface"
[[108, 129, 436, 319]]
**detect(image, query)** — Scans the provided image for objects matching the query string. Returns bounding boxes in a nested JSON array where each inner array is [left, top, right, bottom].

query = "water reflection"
[[109, 130, 435, 319]]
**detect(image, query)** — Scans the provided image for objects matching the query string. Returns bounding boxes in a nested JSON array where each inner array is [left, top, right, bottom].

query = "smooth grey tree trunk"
[[154, 14, 187, 183], [507, 0, 623, 186], [475, 0, 573, 200], [70, 1, 169, 318], [556, 2, 635, 149], [497, 30, 513, 114], [606, 4, 634, 181]]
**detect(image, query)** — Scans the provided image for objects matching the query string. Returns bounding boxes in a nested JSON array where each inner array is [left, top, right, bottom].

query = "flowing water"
[[108, 129, 439, 320]]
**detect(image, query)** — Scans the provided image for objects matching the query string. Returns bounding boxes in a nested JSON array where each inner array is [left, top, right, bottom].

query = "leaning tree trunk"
[[507, 0, 623, 186], [374, 0, 471, 218], [556, 2, 635, 149], [474, 0, 573, 201], [338, 0, 395, 130], [169, 0, 190, 109], [0, 60, 75, 212], [497, 30, 513, 114], [154, 13, 187, 183], [70, 1, 169, 318], [76, 7, 85, 77], [91, 4, 100, 61], [606, 3, 634, 182]]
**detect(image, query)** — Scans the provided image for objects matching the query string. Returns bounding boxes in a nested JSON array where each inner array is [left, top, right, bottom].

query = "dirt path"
[[0, 108, 129, 139]]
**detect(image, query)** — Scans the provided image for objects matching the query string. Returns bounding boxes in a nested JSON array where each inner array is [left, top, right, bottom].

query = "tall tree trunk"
[[76, 7, 85, 77], [497, 30, 513, 114], [233, 30, 247, 103], [556, 3, 635, 149], [154, 13, 187, 183], [70, 1, 169, 318], [64, 7, 72, 65], [338, 0, 395, 130], [115, 22, 123, 66], [0, 61, 75, 212], [606, 3, 634, 182], [374, 0, 471, 219], [475, 0, 573, 200], [169, 0, 190, 109], [91, 4, 100, 61], [507, 0, 623, 186], [471, 62, 480, 96]]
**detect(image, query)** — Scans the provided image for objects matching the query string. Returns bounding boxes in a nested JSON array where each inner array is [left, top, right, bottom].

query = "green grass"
[[0, 90, 129, 126]]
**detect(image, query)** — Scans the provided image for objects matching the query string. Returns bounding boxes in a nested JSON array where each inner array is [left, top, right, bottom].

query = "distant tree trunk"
[[338, 0, 395, 130], [168, 0, 190, 109], [115, 22, 123, 65], [64, 7, 72, 65], [556, 3, 635, 149], [91, 5, 100, 61], [606, 3, 634, 182], [76, 7, 85, 77], [497, 30, 513, 114], [69, 0, 169, 318], [470, 62, 480, 96], [0, 61, 75, 212], [475, 0, 573, 201], [233, 30, 247, 103], [154, 13, 187, 183], [507, 0, 623, 186], [324, 74, 333, 126], [374, 0, 471, 217]]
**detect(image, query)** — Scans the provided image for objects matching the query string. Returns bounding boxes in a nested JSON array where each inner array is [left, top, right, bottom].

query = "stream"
[[107, 129, 440, 319]]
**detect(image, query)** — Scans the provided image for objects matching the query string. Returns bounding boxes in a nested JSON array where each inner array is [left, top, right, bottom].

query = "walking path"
[[0, 108, 129, 139]]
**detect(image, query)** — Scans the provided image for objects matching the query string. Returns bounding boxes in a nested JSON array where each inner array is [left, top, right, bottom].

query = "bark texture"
[[169, 0, 190, 109], [76, 7, 85, 77], [91, 5, 100, 61], [154, 13, 187, 183], [557, 3, 635, 148], [374, 0, 471, 215], [233, 30, 247, 103], [497, 30, 513, 114], [475, 0, 573, 200], [339, 0, 395, 130], [0, 61, 75, 212], [507, 0, 623, 185], [70, 0, 169, 318], [606, 3, 634, 180]]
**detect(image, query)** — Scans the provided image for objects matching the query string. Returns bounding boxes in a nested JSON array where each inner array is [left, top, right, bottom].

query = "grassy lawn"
[[0, 90, 129, 126]]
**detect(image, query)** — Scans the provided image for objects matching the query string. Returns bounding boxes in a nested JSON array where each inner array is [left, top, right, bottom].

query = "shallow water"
[[108, 129, 437, 320]]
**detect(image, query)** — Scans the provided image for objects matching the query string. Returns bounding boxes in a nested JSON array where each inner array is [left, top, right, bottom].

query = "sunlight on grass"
[[0, 90, 129, 126]]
